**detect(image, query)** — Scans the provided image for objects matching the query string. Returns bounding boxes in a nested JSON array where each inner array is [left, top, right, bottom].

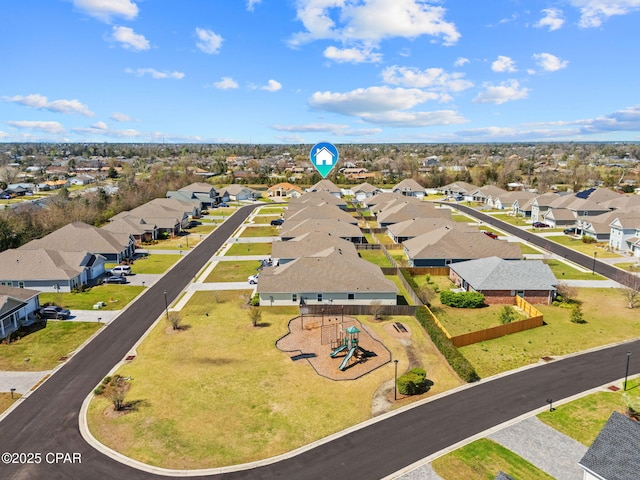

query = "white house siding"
[[259, 292, 396, 307]]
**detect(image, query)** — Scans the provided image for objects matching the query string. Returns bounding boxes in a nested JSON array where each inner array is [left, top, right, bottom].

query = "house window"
[[317, 293, 323, 302], [18, 282, 25, 288], [348, 293, 355, 300], [292, 294, 297, 303]]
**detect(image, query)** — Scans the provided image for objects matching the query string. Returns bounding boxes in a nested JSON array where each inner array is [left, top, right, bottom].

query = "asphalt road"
[[1, 203, 638, 480]]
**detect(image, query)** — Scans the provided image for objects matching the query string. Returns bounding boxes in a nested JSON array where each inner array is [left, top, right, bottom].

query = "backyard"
[[204, 260, 263, 282], [125, 254, 181, 274], [87, 290, 462, 469], [40, 285, 146, 311]]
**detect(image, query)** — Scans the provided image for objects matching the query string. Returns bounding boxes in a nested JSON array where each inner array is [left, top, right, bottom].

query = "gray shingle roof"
[[271, 232, 357, 261], [449, 257, 557, 291], [280, 219, 363, 240], [0, 249, 97, 280], [284, 205, 358, 224], [20, 222, 131, 255], [579, 412, 640, 480]]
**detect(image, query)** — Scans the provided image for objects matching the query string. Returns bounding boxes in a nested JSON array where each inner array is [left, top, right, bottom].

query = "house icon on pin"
[[314, 146, 335, 166]]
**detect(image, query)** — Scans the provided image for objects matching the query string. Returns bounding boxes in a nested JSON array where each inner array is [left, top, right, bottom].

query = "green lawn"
[[258, 206, 285, 214], [186, 225, 216, 234], [429, 303, 526, 337], [239, 225, 279, 237], [129, 254, 181, 274], [205, 260, 263, 282], [40, 285, 145, 310], [538, 380, 640, 446], [251, 215, 280, 224], [491, 213, 529, 227], [546, 235, 621, 259], [432, 438, 554, 480], [520, 243, 543, 254], [615, 262, 640, 273], [543, 259, 605, 280], [0, 321, 102, 371], [224, 243, 272, 256], [385, 275, 414, 305], [144, 236, 202, 250], [87, 290, 461, 469], [451, 213, 473, 223], [358, 249, 393, 267], [0, 392, 21, 412], [460, 288, 640, 377]]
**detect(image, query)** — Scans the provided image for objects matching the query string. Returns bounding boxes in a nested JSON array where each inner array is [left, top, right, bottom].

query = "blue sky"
[[2, 0, 640, 144]]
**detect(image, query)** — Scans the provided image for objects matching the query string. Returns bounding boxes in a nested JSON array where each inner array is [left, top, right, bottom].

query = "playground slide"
[[339, 347, 356, 371], [330, 344, 348, 358]]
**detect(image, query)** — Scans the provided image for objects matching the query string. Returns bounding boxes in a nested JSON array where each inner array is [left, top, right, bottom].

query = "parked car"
[[532, 222, 549, 228], [219, 202, 229, 207], [108, 265, 132, 276], [270, 218, 284, 226], [38, 305, 71, 319], [248, 274, 259, 285], [187, 220, 202, 228], [103, 275, 127, 284], [482, 230, 499, 239], [564, 227, 577, 235]]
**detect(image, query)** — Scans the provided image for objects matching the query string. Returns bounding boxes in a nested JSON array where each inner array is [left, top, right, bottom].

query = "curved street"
[[0, 203, 638, 480]]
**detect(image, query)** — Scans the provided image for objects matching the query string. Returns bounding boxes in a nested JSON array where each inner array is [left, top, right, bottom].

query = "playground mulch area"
[[276, 315, 391, 380]]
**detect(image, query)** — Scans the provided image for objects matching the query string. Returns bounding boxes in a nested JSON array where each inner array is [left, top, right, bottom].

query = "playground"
[[276, 313, 391, 380]]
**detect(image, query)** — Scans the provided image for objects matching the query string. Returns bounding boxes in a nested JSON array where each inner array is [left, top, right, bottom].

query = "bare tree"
[[103, 375, 131, 411], [370, 300, 385, 321], [621, 277, 640, 309], [556, 282, 578, 304], [167, 311, 182, 330], [417, 285, 436, 306], [248, 306, 262, 327]]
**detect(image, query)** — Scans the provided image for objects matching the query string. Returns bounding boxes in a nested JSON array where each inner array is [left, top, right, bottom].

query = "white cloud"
[[3, 93, 94, 116], [71, 0, 138, 23], [195, 28, 223, 54], [473, 80, 530, 104], [91, 121, 108, 129], [533, 52, 569, 72], [491, 55, 517, 73], [261, 79, 282, 92], [580, 104, 640, 133], [358, 110, 467, 127], [570, 0, 640, 28], [381, 66, 473, 93], [0, 131, 7, 139], [213, 77, 239, 89], [290, 0, 460, 47], [309, 86, 440, 115], [535, 8, 565, 31], [271, 123, 382, 136], [454, 57, 469, 67], [112, 26, 150, 51], [8, 120, 65, 134], [323, 46, 382, 63], [247, 0, 261, 11], [125, 68, 185, 79], [110, 112, 131, 122]]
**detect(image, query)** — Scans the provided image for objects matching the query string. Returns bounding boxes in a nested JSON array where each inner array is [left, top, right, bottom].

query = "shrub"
[[415, 307, 480, 382], [499, 305, 516, 325], [397, 368, 430, 395], [581, 235, 597, 244], [570, 304, 587, 324], [93, 385, 105, 395], [440, 291, 485, 308]]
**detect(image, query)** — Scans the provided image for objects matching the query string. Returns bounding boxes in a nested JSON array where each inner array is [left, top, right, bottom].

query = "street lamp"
[[624, 351, 632, 391], [394, 359, 399, 401], [163, 290, 169, 320], [592, 251, 597, 275]]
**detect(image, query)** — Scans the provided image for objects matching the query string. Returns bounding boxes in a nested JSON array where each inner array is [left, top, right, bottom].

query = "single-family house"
[[531, 193, 563, 223], [21, 222, 135, 264], [449, 257, 557, 305], [578, 412, 640, 480], [280, 219, 364, 243], [542, 208, 577, 228], [403, 227, 522, 267], [493, 191, 536, 211], [115, 202, 189, 234], [0, 248, 105, 292], [284, 205, 358, 224], [437, 181, 479, 201], [68, 175, 95, 186], [219, 184, 261, 202], [101, 216, 158, 244], [0, 286, 42, 341], [393, 179, 426, 198], [308, 179, 342, 197], [267, 182, 303, 199], [387, 218, 474, 243], [256, 248, 397, 306], [175, 182, 219, 207], [609, 216, 640, 255], [470, 185, 507, 205], [365, 193, 422, 214], [288, 191, 347, 210], [351, 182, 380, 202], [376, 201, 450, 227], [271, 232, 357, 265], [148, 197, 201, 219], [577, 211, 625, 242]]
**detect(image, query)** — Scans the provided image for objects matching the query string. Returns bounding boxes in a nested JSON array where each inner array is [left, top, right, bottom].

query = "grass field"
[[546, 235, 621, 258], [615, 262, 640, 272], [143, 236, 202, 251], [224, 243, 272, 256], [543, 259, 605, 280], [0, 392, 21, 412], [186, 225, 216, 235], [87, 290, 462, 469], [129, 254, 181, 274], [385, 275, 414, 305], [520, 243, 543, 254], [491, 213, 529, 227], [460, 288, 640, 377], [251, 215, 280, 224], [432, 438, 554, 480], [258, 206, 286, 214], [0, 321, 102, 371], [205, 260, 262, 282], [239, 225, 279, 237], [40, 285, 145, 311], [358, 249, 393, 267], [429, 302, 526, 336]]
